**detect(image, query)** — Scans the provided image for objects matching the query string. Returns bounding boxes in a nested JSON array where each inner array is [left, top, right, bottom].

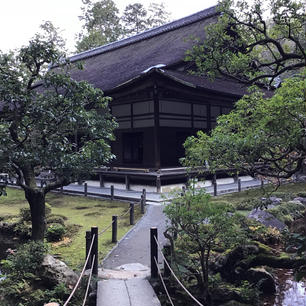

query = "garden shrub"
[[1, 240, 47, 276], [268, 201, 305, 225], [19, 207, 32, 222], [236, 198, 261, 210], [46, 223, 66, 242], [13, 221, 32, 239], [46, 215, 66, 226], [270, 192, 294, 201], [0, 241, 69, 306], [258, 227, 282, 245], [297, 192, 306, 198]]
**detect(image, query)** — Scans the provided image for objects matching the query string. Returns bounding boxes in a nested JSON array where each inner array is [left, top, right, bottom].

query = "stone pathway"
[[96, 204, 167, 306], [103, 205, 167, 269], [97, 278, 160, 306]]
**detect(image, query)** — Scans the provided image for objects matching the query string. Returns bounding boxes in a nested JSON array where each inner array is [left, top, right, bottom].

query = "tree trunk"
[[25, 188, 46, 240], [200, 250, 210, 305]]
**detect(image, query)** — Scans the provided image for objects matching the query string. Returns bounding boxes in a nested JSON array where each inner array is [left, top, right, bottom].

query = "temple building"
[[68, 6, 247, 186]]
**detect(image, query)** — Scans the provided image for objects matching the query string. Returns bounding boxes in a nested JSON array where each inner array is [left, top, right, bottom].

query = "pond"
[[263, 269, 306, 306]]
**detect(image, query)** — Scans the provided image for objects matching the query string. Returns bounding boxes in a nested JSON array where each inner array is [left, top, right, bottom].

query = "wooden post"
[[99, 174, 104, 188], [150, 227, 158, 279], [182, 185, 186, 194], [142, 188, 146, 204], [112, 216, 118, 243], [213, 173, 217, 184], [234, 173, 239, 183], [130, 203, 134, 225], [110, 185, 114, 201], [213, 181, 217, 196], [85, 231, 92, 269], [153, 83, 161, 169], [91, 226, 98, 276], [261, 179, 264, 189], [140, 195, 145, 214], [125, 175, 130, 190], [84, 183, 88, 197], [40, 180, 44, 188], [156, 175, 161, 193], [60, 185, 63, 194], [238, 178, 241, 192], [163, 245, 171, 278]]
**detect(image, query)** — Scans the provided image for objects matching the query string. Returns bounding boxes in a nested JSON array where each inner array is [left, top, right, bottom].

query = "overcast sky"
[[0, 0, 217, 54]]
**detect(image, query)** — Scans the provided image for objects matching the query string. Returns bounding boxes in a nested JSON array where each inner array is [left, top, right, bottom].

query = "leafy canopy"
[[0, 22, 117, 192], [76, 1, 171, 52], [164, 187, 246, 301], [183, 76, 306, 179], [186, 0, 306, 87], [76, 0, 123, 52]]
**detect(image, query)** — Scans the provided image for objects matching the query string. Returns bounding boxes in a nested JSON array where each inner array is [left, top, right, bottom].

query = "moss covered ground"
[[0, 187, 142, 270], [210, 182, 306, 211]]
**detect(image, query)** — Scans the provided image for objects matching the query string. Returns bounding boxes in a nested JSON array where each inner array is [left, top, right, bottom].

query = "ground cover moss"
[[210, 182, 306, 211], [0, 187, 142, 270]]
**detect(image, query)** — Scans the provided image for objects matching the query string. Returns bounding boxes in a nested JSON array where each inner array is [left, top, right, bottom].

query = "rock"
[[211, 286, 241, 304], [290, 216, 306, 235], [247, 209, 286, 231], [245, 267, 276, 294], [39, 254, 79, 288], [293, 197, 306, 205], [269, 196, 282, 204], [44, 303, 60, 306], [289, 199, 305, 206], [294, 174, 306, 182], [260, 196, 282, 209], [212, 245, 261, 280]]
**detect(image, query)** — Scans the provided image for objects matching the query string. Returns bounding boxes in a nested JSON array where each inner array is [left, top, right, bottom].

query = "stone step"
[[97, 278, 160, 306]]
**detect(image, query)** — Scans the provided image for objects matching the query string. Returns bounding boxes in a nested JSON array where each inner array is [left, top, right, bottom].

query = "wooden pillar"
[[84, 183, 88, 197], [85, 231, 92, 269], [91, 226, 98, 276], [99, 174, 104, 188], [140, 195, 145, 214], [112, 216, 118, 243], [142, 188, 146, 204], [125, 175, 130, 190], [207, 104, 212, 131], [191, 102, 194, 129], [156, 175, 161, 193], [213, 173, 217, 196], [130, 203, 134, 225], [153, 83, 161, 169], [150, 227, 158, 279], [238, 179, 241, 192], [110, 185, 114, 201]]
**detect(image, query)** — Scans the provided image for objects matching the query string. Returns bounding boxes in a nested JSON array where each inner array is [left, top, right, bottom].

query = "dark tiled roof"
[[69, 6, 217, 63], [161, 69, 249, 96], [68, 6, 220, 92]]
